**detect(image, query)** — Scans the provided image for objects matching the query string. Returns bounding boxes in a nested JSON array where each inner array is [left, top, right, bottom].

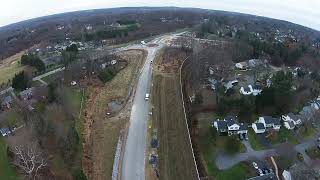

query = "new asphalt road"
[[121, 37, 165, 180]]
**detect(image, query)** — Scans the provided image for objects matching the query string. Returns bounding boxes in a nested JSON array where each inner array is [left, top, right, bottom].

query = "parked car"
[[258, 169, 264, 176], [244, 133, 248, 140], [252, 162, 259, 169], [239, 134, 244, 140]]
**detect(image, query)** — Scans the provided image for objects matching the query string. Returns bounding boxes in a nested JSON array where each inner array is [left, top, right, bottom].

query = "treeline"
[[21, 54, 46, 72], [116, 19, 137, 25], [84, 24, 139, 41], [12, 71, 30, 91], [237, 31, 308, 66]]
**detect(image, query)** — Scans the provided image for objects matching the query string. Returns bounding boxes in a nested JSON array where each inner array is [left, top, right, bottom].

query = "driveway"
[[216, 131, 320, 170], [216, 141, 276, 169]]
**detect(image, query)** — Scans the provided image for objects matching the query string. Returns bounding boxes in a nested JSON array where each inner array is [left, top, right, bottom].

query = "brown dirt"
[[82, 49, 147, 180], [147, 47, 198, 180]]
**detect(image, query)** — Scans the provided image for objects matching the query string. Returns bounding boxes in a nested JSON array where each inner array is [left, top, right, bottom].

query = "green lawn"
[[299, 126, 316, 139], [196, 113, 253, 179], [268, 129, 299, 145], [64, 88, 86, 152], [0, 138, 19, 180], [248, 130, 265, 150], [0, 61, 25, 85], [306, 147, 320, 159]]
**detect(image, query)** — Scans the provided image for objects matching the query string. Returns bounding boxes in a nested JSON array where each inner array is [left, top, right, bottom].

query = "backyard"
[[0, 138, 19, 180], [195, 112, 254, 179]]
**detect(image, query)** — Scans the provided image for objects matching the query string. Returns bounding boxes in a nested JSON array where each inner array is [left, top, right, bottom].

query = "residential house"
[[111, 60, 117, 65], [258, 116, 281, 131], [240, 85, 262, 96], [19, 88, 34, 101], [311, 99, 320, 110], [252, 122, 266, 134], [224, 80, 239, 92], [235, 62, 248, 70], [282, 113, 302, 130], [213, 116, 248, 136], [1, 95, 13, 109], [0, 128, 10, 136]]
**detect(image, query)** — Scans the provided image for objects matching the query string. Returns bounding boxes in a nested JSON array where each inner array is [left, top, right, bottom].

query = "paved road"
[[216, 131, 320, 170], [32, 67, 65, 81], [121, 37, 168, 180]]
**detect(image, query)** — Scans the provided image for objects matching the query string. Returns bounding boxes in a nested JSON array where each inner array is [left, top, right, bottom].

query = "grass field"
[[306, 147, 320, 159], [0, 62, 25, 85], [0, 51, 26, 85], [268, 129, 299, 145], [152, 74, 198, 180], [299, 126, 316, 139], [248, 130, 266, 150], [0, 138, 19, 180]]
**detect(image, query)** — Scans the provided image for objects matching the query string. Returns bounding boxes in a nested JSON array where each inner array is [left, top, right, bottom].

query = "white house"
[[258, 116, 281, 131], [240, 85, 262, 96], [311, 99, 320, 110], [111, 60, 117, 65], [213, 116, 248, 136], [224, 80, 239, 92], [235, 62, 248, 70], [252, 123, 266, 134], [282, 113, 302, 130]]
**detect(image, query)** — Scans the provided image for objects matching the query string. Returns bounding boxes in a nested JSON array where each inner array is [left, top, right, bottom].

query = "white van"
[[145, 93, 150, 101]]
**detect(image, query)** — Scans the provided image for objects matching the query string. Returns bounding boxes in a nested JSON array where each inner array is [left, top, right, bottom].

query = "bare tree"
[[13, 143, 47, 179]]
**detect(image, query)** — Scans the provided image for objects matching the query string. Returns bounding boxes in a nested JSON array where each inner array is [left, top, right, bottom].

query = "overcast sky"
[[1, 0, 320, 30]]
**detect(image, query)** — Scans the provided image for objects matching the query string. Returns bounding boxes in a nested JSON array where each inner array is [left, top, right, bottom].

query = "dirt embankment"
[[148, 47, 198, 180], [82, 49, 147, 180]]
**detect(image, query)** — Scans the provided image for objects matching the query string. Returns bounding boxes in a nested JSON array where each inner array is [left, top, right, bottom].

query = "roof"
[[242, 86, 251, 92], [216, 120, 228, 130], [1, 96, 12, 104], [239, 123, 248, 131], [286, 113, 301, 121], [263, 116, 274, 124], [19, 88, 34, 97], [255, 123, 265, 130], [0, 128, 10, 134], [286, 121, 295, 129], [252, 84, 262, 90], [225, 116, 238, 126], [246, 173, 276, 180]]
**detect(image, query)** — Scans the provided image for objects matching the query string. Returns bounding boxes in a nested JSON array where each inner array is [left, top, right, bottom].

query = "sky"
[[1, 0, 320, 30]]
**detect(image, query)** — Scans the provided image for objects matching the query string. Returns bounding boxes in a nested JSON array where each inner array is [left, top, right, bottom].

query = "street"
[[121, 38, 164, 180]]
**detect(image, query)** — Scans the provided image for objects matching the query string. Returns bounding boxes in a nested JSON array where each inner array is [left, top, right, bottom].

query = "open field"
[[152, 73, 198, 180], [0, 51, 27, 86], [0, 138, 19, 180], [82, 49, 146, 179]]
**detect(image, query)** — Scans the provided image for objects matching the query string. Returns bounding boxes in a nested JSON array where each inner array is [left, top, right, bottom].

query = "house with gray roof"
[[252, 122, 266, 134], [258, 116, 281, 131], [282, 113, 302, 130], [0, 128, 11, 136], [1, 95, 13, 109], [213, 116, 248, 136], [19, 88, 34, 101]]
